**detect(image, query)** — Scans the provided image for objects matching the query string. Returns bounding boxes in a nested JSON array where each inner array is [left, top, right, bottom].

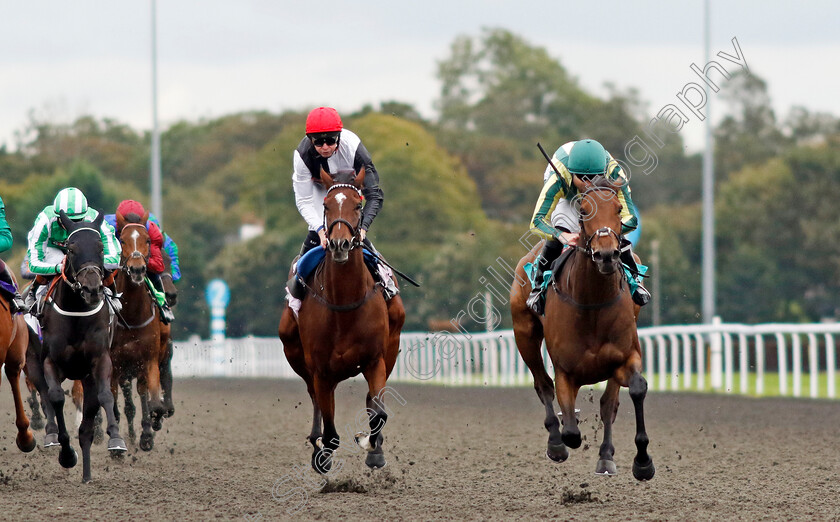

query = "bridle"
[[62, 227, 105, 293], [551, 185, 627, 310], [119, 223, 150, 275], [575, 186, 623, 262], [323, 183, 364, 249]]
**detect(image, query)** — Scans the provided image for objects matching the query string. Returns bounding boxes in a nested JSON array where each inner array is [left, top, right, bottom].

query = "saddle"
[[287, 247, 383, 300]]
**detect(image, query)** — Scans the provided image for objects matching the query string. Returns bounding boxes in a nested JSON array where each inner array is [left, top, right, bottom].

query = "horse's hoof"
[[595, 459, 617, 476], [82, 474, 93, 484], [561, 430, 582, 449], [59, 447, 78, 468], [44, 433, 60, 448], [29, 417, 45, 431], [108, 437, 128, 453], [632, 457, 655, 481], [17, 431, 37, 453], [139, 433, 154, 451], [365, 452, 386, 470], [151, 418, 163, 432], [546, 443, 569, 463], [164, 405, 175, 418], [311, 449, 332, 475]]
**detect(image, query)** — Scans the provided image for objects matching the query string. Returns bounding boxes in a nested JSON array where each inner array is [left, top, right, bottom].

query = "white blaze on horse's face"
[[334, 193, 347, 231], [130, 229, 140, 251]]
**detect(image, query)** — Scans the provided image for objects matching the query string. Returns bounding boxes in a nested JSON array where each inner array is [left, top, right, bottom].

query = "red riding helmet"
[[305, 107, 343, 135]]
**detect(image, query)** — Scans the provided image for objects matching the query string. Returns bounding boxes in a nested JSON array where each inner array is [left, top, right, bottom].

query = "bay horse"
[[27, 211, 126, 482], [510, 175, 655, 480], [278, 167, 405, 474], [110, 210, 165, 450], [0, 282, 36, 453]]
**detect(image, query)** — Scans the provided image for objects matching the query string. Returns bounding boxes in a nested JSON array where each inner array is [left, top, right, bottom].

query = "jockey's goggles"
[[311, 135, 339, 147]]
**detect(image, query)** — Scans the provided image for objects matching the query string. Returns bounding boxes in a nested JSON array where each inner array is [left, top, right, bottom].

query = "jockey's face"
[[313, 140, 338, 158]]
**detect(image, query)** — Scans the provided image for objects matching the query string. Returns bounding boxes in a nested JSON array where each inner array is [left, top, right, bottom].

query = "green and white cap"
[[53, 187, 88, 220]]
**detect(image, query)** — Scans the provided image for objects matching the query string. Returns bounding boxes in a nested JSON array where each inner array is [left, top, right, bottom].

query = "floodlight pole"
[[701, 0, 715, 323], [150, 0, 163, 222]]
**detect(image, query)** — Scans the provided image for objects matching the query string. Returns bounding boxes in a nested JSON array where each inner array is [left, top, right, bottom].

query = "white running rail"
[[173, 320, 839, 398]]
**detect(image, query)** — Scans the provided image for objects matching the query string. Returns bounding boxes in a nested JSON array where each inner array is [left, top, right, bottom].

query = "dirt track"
[[1, 377, 839, 520]]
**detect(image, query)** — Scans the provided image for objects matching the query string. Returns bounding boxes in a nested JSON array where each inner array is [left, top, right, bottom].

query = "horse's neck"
[[321, 250, 372, 302], [565, 250, 622, 300], [116, 274, 152, 312]]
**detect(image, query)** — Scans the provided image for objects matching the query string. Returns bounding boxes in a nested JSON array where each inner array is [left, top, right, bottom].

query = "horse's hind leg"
[[160, 337, 175, 417], [4, 352, 35, 452], [513, 312, 567, 462], [26, 387, 45, 431], [118, 379, 137, 442], [79, 375, 100, 482], [93, 355, 126, 454], [596, 379, 620, 476], [628, 371, 655, 480], [358, 358, 388, 470]]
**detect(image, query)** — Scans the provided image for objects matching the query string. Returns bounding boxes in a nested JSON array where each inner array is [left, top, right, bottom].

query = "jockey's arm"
[[0, 197, 11, 253], [162, 233, 181, 281], [147, 222, 165, 274], [26, 213, 62, 275], [606, 158, 639, 234], [99, 217, 121, 270], [529, 171, 569, 241], [292, 151, 326, 231], [355, 142, 383, 232]]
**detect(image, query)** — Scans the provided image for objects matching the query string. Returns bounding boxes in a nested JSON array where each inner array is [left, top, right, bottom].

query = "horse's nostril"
[[341, 239, 350, 251]]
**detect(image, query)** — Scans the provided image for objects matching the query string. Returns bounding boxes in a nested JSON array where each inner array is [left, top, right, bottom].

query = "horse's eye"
[[356, 203, 363, 210]]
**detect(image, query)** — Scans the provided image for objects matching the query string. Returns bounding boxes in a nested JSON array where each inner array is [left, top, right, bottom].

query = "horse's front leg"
[[43, 357, 77, 469], [136, 376, 155, 451], [596, 379, 620, 475], [312, 376, 339, 475], [26, 355, 58, 447], [4, 357, 35, 452], [554, 372, 582, 449], [628, 371, 655, 480], [160, 337, 176, 417], [93, 354, 127, 454], [357, 358, 388, 469], [145, 357, 166, 431]]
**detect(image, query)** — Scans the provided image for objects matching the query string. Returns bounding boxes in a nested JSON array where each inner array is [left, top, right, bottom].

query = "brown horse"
[[110, 210, 165, 450], [0, 288, 36, 453], [511, 175, 654, 480], [278, 167, 405, 474]]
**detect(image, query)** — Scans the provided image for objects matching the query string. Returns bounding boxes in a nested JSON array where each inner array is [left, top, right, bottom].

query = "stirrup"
[[633, 285, 651, 306], [161, 307, 175, 324], [11, 295, 26, 314], [526, 288, 544, 315]]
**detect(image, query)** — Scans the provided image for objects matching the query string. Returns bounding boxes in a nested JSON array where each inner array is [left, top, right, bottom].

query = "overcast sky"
[[2, 0, 838, 153]]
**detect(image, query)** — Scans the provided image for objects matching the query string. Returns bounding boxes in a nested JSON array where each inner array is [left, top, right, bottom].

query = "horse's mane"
[[123, 212, 144, 224]]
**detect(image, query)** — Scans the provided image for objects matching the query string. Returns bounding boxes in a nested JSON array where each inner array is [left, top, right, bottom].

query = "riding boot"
[[619, 240, 651, 306], [526, 237, 563, 315], [361, 237, 398, 300], [23, 282, 41, 315]]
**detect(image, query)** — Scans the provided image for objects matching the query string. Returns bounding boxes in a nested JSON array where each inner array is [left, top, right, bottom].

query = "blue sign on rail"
[[205, 279, 231, 309]]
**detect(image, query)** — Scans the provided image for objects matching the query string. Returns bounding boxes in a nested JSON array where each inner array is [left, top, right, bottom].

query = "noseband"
[[323, 183, 364, 248]]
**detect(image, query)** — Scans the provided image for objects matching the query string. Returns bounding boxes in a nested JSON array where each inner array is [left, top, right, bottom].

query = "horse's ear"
[[142, 210, 149, 224], [92, 212, 104, 230], [321, 167, 334, 188], [354, 167, 366, 189], [116, 211, 126, 231], [571, 175, 589, 193], [58, 210, 75, 231]]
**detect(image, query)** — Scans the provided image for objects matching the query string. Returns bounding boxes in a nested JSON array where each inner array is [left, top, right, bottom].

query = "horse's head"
[[117, 209, 151, 285], [59, 210, 106, 305], [321, 167, 365, 264], [573, 175, 623, 275]]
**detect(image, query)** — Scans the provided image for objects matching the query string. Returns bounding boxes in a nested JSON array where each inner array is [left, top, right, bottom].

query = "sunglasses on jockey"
[[310, 134, 339, 147]]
